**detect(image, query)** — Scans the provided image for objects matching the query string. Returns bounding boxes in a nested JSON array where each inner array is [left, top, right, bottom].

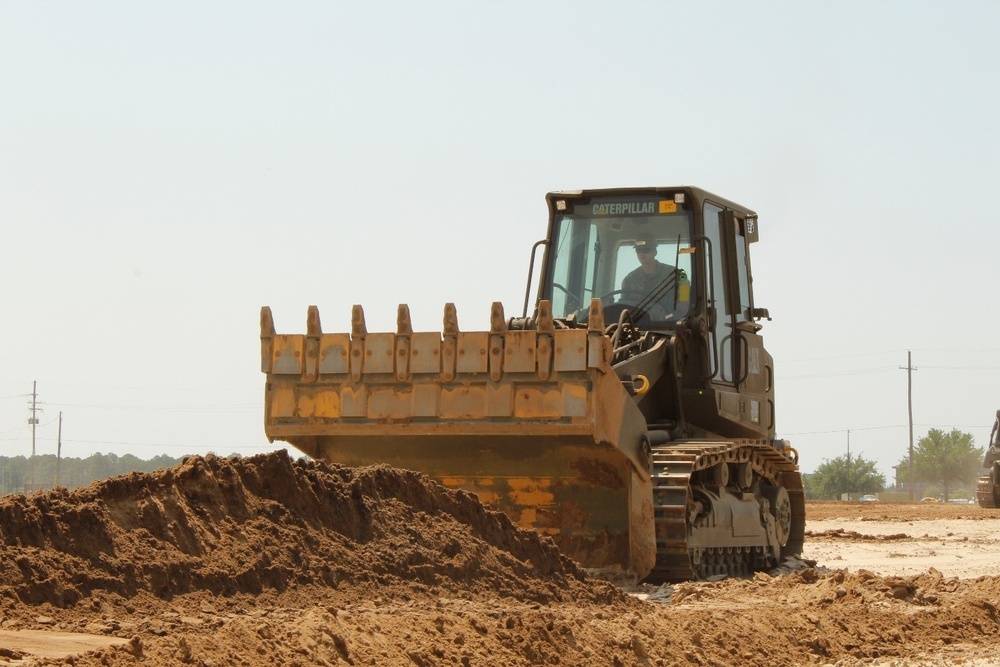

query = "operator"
[[621, 232, 680, 319]]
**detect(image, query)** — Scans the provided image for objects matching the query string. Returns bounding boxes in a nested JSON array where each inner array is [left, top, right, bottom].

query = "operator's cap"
[[634, 232, 657, 251]]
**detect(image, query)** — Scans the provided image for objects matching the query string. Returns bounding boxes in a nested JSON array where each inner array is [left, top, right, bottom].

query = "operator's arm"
[[620, 271, 640, 303]]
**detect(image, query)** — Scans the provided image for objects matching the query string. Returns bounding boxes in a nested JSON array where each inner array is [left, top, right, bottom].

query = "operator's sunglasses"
[[635, 247, 655, 254]]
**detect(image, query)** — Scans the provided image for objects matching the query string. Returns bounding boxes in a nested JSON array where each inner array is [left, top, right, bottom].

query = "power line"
[[38, 438, 279, 450], [908, 347, 1000, 353], [782, 349, 902, 364], [24, 382, 257, 392], [46, 402, 258, 412], [65, 439, 277, 449], [917, 365, 1000, 371], [783, 425, 904, 436], [782, 366, 896, 380], [781, 348, 1000, 366], [0, 425, 34, 436], [781, 363, 1000, 380], [783, 423, 992, 436], [0, 436, 280, 451]]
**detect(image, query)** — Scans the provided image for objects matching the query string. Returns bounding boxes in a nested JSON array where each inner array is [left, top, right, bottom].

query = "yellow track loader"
[[261, 186, 805, 582]]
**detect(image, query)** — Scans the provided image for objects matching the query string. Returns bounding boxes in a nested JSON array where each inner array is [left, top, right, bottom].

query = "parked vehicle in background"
[[859, 494, 879, 502]]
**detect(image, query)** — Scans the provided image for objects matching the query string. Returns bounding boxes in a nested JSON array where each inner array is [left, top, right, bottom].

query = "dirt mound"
[[0, 452, 624, 609], [807, 527, 911, 542], [655, 566, 1000, 665], [806, 500, 987, 522], [5, 462, 1000, 665]]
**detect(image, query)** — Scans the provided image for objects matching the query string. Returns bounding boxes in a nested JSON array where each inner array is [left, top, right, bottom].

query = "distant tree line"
[[0, 453, 185, 495], [804, 427, 985, 501]]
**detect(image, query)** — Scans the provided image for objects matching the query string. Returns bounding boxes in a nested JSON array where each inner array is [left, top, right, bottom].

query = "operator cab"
[[536, 186, 771, 409], [540, 192, 695, 327]]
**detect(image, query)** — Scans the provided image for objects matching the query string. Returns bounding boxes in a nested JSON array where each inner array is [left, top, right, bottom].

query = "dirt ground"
[[2, 453, 1000, 666]]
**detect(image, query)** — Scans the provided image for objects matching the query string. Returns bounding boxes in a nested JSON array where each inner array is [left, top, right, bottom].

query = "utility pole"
[[27, 380, 41, 491], [899, 351, 918, 501], [846, 429, 851, 501], [56, 412, 63, 488]]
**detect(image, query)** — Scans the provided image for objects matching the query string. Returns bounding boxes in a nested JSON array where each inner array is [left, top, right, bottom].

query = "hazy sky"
[[2, 1, 998, 486]]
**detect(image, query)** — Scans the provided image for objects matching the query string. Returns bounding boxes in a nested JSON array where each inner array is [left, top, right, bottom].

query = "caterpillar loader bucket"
[[261, 299, 656, 578]]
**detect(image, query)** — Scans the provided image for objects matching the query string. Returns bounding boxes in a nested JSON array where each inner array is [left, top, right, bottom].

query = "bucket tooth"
[[260, 307, 275, 373], [305, 306, 322, 382], [260, 306, 275, 337], [536, 300, 554, 333], [537, 300, 554, 381], [443, 303, 459, 335], [442, 303, 458, 381], [306, 305, 322, 336], [351, 305, 367, 338], [489, 302, 506, 381], [396, 304, 412, 381], [397, 304, 413, 335], [490, 302, 507, 333], [350, 305, 366, 382], [587, 298, 605, 332]]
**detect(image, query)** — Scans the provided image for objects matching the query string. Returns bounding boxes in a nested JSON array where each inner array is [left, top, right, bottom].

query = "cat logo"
[[591, 201, 657, 216]]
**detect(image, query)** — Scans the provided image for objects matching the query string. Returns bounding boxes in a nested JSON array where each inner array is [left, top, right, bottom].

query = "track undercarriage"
[[976, 468, 999, 508], [646, 440, 805, 582]]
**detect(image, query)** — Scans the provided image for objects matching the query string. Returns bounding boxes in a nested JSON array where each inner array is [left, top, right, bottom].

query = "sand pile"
[[2, 454, 1000, 666], [0, 451, 624, 608]]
